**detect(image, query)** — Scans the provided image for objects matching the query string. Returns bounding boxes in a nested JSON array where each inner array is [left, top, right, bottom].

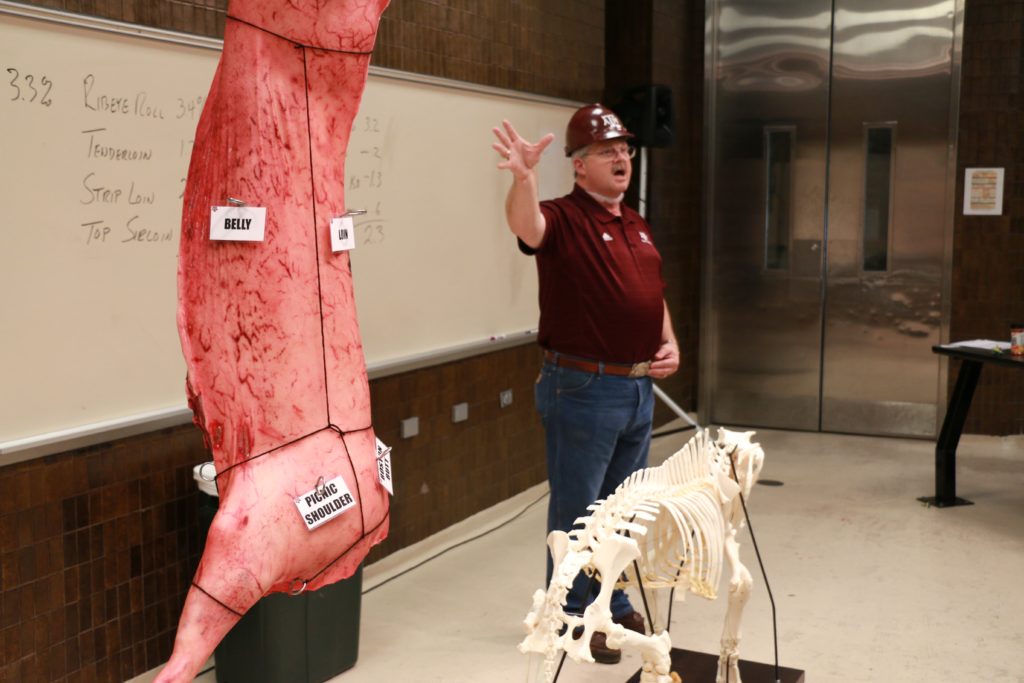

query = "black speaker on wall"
[[612, 85, 674, 148]]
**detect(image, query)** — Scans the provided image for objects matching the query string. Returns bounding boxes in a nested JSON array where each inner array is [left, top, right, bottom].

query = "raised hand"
[[492, 119, 554, 180]]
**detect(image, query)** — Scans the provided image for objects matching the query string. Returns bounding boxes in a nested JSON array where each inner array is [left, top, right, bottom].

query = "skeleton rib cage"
[[520, 428, 765, 683]]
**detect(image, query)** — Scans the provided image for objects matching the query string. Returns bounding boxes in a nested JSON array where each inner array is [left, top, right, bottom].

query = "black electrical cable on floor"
[[361, 490, 550, 596]]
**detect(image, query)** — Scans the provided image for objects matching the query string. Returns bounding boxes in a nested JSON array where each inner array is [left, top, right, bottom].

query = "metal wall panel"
[[821, 0, 957, 437], [702, 0, 961, 437], [703, 0, 832, 430]]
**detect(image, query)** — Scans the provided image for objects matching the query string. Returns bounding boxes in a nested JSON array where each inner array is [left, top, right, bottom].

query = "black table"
[[919, 343, 1024, 507]]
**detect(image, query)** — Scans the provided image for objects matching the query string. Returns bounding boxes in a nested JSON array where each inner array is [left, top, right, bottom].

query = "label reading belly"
[[210, 205, 267, 242], [295, 475, 357, 531]]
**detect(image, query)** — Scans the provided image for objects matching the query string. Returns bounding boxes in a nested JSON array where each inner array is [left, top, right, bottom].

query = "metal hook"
[[227, 197, 247, 207], [315, 476, 326, 497], [338, 208, 367, 218], [288, 578, 308, 596]]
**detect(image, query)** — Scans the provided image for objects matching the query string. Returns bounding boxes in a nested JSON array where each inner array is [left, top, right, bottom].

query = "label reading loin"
[[294, 476, 357, 531], [330, 216, 356, 252], [210, 205, 267, 242], [375, 437, 394, 495]]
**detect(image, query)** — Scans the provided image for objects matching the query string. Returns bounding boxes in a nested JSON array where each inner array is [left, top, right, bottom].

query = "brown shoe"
[[571, 626, 622, 665], [614, 610, 647, 635], [588, 631, 622, 665]]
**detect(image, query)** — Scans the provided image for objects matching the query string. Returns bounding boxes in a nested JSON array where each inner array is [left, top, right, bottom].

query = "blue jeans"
[[535, 359, 654, 620]]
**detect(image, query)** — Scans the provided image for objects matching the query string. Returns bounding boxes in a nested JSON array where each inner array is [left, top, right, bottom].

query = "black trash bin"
[[194, 464, 362, 683]]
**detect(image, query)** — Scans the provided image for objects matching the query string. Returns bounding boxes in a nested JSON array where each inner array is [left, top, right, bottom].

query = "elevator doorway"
[[700, 0, 963, 437]]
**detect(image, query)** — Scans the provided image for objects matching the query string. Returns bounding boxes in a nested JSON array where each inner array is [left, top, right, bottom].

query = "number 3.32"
[[6, 68, 53, 106]]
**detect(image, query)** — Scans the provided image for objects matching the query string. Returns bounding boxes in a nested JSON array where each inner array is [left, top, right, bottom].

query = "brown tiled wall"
[[23, 0, 227, 37], [0, 346, 546, 683], [2, 1, 603, 682], [604, 0, 704, 423], [365, 345, 546, 562], [1, 427, 206, 683], [952, 0, 1024, 434], [20, 0, 606, 102], [649, 0, 703, 419], [376, 0, 604, 102]]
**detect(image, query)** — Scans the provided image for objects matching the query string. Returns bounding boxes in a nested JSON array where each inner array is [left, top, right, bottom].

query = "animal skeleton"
[[519, 428, 765, 683]]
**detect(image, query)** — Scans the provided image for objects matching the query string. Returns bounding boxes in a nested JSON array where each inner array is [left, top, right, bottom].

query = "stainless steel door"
[[704, 0, 832, 430], [821, 0, 957, 436], [702, 0, 961, 437]]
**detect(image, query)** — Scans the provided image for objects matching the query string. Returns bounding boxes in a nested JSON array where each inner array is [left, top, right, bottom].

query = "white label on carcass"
[[294, 476, 357, 531], [375, 437, 393, 495], [210, 206, 267, 242], [330, 216, 356, 252]]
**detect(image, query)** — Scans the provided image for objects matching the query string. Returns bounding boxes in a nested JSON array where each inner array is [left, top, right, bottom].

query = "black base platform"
[[917, 495, 974, 508], [626, 648, 805, 683]]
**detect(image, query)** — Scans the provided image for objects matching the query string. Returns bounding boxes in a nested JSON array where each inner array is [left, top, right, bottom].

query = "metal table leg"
[[918, 359, 982, 507]]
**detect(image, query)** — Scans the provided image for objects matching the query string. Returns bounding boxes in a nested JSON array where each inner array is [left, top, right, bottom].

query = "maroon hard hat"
[[564, 103, 634, 156]]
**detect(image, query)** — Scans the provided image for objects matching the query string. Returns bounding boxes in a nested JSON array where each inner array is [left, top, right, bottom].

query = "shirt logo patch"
[[602, 232, 614, 242], [639, 231, 650, 244]]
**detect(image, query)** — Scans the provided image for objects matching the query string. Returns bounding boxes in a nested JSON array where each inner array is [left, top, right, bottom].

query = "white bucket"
[[192, 462, 219, 497]]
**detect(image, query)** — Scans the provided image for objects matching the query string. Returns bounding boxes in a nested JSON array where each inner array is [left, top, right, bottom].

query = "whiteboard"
[[0, 5, 576, 448]]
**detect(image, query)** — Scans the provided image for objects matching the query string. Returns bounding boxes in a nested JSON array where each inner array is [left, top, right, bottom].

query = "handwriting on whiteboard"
[[348, 114, 389, 248], [1, 63, 212, 249], [6, 66, 53, 106], [1, 63, 393, 251]]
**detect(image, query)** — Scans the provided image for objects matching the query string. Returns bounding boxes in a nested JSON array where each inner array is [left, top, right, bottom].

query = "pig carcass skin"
[[160, 1, 391, 680]]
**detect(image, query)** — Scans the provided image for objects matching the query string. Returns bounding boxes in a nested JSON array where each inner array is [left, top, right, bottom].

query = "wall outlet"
[[400, 416, 419, 438], [452, 402, 469, 423], [499, 389, 513, 408]]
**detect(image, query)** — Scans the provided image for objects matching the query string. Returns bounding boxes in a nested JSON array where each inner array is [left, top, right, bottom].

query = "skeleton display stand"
[[625, 649, 804, 683], [520, 428, 805, 683], [619, 547, 805, 683]]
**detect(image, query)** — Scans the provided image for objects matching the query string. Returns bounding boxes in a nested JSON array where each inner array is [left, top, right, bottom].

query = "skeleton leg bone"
[[567, 533, 641, 662], [716, 531, 752, 683], [613, 629, 675, 683], [577, 534, 673, 682]]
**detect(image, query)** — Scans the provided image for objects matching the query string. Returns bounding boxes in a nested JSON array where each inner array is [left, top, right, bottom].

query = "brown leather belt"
[[544, 350, 651, 378]]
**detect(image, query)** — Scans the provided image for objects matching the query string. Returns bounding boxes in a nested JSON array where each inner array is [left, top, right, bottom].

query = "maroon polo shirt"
[[519, 184, 665, 363]]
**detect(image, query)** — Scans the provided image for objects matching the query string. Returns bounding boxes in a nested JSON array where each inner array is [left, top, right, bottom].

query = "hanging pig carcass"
[[158, 1, 392, 680]]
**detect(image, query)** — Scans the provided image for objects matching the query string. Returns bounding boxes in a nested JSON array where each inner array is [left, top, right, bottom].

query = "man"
[[492, 104, 679, 664]]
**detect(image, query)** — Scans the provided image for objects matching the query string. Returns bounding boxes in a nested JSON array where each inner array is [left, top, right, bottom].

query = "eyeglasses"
[[587, 145, 637, 161]]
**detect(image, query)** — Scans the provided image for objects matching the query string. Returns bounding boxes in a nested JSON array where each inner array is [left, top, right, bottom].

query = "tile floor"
[[136, 424, 1024, 683]]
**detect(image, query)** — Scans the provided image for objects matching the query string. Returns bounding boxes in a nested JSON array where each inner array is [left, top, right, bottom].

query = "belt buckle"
[[628, 361, 651, 378]]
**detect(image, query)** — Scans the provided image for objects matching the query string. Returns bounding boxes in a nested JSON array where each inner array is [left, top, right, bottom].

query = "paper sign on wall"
[[375, 437, 393, 495], [210, 205, 267, 241], [963, 168, 1004, 216]]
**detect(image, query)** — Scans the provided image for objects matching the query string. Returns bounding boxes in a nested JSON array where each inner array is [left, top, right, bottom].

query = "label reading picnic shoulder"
[[210, 205, 267, 242], [294, 476, 357, 531]]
